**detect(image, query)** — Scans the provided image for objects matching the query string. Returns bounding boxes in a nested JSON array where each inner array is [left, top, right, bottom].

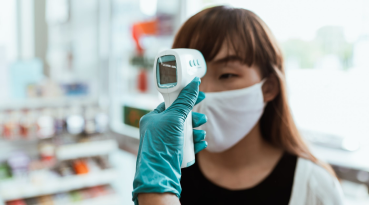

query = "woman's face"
[[200, 41, 263, 93]]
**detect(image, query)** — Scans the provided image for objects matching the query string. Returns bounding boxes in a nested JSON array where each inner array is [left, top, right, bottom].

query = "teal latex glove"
[[132, 77, 207, 204]]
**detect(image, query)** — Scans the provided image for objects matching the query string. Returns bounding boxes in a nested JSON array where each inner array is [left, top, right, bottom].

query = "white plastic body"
[[154, 49, 206, 168]]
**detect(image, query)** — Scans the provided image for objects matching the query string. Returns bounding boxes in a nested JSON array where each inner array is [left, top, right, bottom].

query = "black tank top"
[[180, 152, 297, 205]]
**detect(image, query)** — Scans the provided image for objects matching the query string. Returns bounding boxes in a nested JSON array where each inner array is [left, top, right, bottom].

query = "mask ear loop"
[[259, 78, 268, 107], [260, 78, 267, 85]]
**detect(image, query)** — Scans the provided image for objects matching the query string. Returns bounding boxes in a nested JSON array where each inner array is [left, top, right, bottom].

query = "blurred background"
[[0, 0, 368, 204]]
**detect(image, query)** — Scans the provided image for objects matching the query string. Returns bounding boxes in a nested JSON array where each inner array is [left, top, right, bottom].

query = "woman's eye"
[[219, 73, 237, 79]]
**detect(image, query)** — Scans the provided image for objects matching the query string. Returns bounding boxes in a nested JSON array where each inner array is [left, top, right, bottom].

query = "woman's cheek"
[[223, 78, 246, 90]]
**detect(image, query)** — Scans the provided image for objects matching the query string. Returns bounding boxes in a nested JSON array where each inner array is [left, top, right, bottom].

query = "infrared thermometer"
[[154, 49, 207, 168]]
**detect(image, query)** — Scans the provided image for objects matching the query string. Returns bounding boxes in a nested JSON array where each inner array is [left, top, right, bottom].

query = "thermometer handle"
[[162, 92, 196, 168]]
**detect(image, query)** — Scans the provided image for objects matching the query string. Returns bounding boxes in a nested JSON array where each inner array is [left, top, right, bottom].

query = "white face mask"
[[193, 80, 266, 153]]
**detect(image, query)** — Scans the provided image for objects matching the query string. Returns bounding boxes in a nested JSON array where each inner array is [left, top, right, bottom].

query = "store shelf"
[[111, 121, 139, 139], [0, 169, 118, 201], [122, 93, 162, 110], [0, 96, 98, 110], [66, 194, 121, 205], [56, 139, 118, 160]]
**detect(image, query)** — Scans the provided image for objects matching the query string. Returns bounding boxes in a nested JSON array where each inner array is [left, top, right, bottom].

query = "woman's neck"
[[198, 122, 282, 170]]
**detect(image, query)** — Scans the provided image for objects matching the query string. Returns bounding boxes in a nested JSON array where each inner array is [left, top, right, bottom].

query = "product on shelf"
[[3, 110, 20, 140], [7, 152, 30, 179], [95, 107, 109, 134], [0, 111, 4, 138], [61, 82, 89, 96], [72, 160, 89, 175], [0, 162, 12, 180], [5, 185, 115, 205], [70, 190, 83, 202], [84, 157, 101, 173], [38, 141, 56, 162], [138, 69, 148, 92], [19, 109, 38, 140], [83, 106, 110, 135], [52, 193, 69, 205], [37, 108, 55, 139], [37, 195, 54, 205], [66, 106, 85, 135], [55, 161, 74, 177], [24, 197, 38, 205], [53, 107, 65, 135], [84, 106, 97, 135], [5, 199, 26, 205], [28, 160, 57, 184], [94, 156, 110, 170]]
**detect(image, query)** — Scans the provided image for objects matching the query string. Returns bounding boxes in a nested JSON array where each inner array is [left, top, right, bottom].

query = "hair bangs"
[[174, 6, 271, 71], [184, 7, 229, 62]]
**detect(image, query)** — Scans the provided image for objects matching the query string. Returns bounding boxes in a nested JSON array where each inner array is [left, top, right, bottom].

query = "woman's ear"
[[262, 74, 280, 102]]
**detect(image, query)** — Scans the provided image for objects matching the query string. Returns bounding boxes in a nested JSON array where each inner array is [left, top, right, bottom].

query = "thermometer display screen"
[[158, 57, 177, 85]]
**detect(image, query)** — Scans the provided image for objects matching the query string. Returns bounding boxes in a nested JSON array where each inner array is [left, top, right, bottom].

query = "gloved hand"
[[132, 77, 207, 204]]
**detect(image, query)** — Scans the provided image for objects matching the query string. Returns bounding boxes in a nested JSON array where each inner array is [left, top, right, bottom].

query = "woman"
[[132, 6, 343, 205]]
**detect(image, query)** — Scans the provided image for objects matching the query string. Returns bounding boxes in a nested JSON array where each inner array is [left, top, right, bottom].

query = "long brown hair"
[[172, 6, 334, 174]]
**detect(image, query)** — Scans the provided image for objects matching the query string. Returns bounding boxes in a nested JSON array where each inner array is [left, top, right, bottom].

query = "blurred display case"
[[0, 0, 119, 204]]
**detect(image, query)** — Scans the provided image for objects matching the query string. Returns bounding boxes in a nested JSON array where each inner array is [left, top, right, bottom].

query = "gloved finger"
[[192, 112, 207, 128], [152, 102, 166, 114], [166, 77, 200, 119], [195, 91, 205, 105], [193, 129, 206, 142], [194, 140, 208, 154]]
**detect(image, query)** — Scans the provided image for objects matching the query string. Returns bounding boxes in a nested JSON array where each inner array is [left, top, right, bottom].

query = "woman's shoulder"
[[289, 157, 344, 205]]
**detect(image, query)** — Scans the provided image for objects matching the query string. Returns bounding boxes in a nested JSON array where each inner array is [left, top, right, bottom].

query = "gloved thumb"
[[166, 77, 200, 120]]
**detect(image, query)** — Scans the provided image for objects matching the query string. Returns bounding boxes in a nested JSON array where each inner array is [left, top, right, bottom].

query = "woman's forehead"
[[212, 40, 237, 62]]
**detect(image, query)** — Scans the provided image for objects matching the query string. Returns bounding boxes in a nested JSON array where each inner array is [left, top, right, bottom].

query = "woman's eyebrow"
[[212, 55, 243, 64]]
